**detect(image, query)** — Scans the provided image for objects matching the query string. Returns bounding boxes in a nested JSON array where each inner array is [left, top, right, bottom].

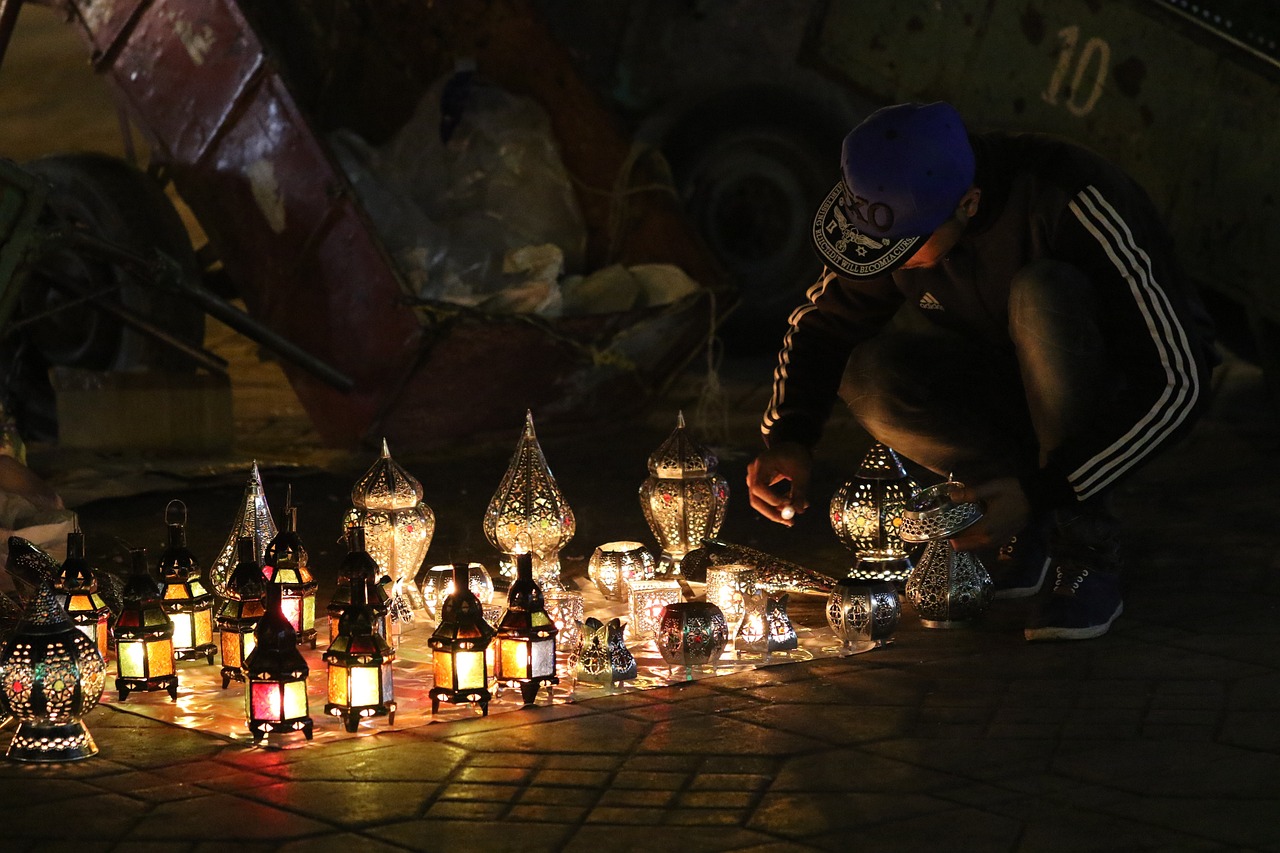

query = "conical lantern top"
[[483, 410, 575, 559], [226, 536, 267, 602], [856, 442, 910, 481], [59, 530, 96, 592], [210, 462, 277, 598], [352, 439, 423, 510], [15, 577, 75, 636], [265, 486, 308, 570], [647, 411, 719, 479], [246, 583, 307, 675]]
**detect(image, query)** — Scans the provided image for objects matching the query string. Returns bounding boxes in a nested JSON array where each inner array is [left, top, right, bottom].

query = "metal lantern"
[[574, 617, 636, 686], [264, 492, 319, 649], [55, 530, 111, 659], [245, 582, 312, 742], [681, 539, 836, 596], [327, 527, 393, 647], [156, 501, 216, 665], [324, 567, 396, 732], [627, 578, 684, 640], [638, 411, 729, 575], [826, 578, 901, 653], [657, 601, 729, 668], [112, 548, 178, 701], [543, 589, 584, 654], [587, 541, 656, 601], [704, 562, 757, 629], [484, 410, 576, 590], [421, 563, 494, 621], [210, 462, 277, 599], [735, 589, 798, 656], [348, 439, 435, 613], [830, 442, 919, 583], [0, 578, 106, 762], [217, 537, 267, 689], [494, 553, 559, 705], [900, 482, 992, 627], [428, 564, 497, 716]]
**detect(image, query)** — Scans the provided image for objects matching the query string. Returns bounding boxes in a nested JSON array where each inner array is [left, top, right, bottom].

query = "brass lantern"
[[324, 568, 396, 732], [112, 548, 178, 701], [542, 589, 584, 655], [218, 537, 267, 689], [210, 462, 277, 599], [900, 482, 993, 628], [428, 564, 497, 716], [55, 529, 111, 659], [156, 501, 216, 665], [830, 442, 919, 583], [264, 491, 319, 649], [245, 583, 313, 742], [494, 553, 559, 706], [638, 411, 729, 575], [573, 617, 636, 686], [347, 439, 435, 614], [327, 526, 392, 647], [483, 410, 575, 590], [587, 541, 656, 601], [0, 578, 107, 762]]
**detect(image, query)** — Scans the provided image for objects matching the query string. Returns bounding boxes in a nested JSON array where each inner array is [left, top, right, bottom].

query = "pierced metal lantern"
[[210, 462, 277, 599], [483, 411, 576, 590], [113, 548, 178, 701], [657, 601, 729, 668], [429, 564, 497, 716], [245, 583, 312, 742], [638, 411, 729, 575], [681, 539, 836, 596], [573, 617, 636, 686], [55, 530, 111, 660], [0, 578, 106, 762], [830, 442, 919, 583], [735, 589, 798, 655], [900, 481, 992, 627], [705, 563, 757, 629], [826, 578, 901, 653], [494, 553, 559, 706], [587, 541, 656, 601], [324, 567, 396, 732], [264, 493, 319, 649], [327, 527, 393, 647], [157, 501, 216, 665], [543, 589, 584, 654], [347, 439, 435, 613], [421, 563, 494, 621], [627, 578, 683, 640], [217, 537, 267, 689]]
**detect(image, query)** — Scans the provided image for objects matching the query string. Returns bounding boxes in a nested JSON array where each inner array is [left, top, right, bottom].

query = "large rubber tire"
[[1, 153, 206, 439]]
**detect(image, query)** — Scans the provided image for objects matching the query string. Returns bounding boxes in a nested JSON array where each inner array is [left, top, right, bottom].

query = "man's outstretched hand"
[[746, 441, 812, 526], [948, 476, 1031, 551]]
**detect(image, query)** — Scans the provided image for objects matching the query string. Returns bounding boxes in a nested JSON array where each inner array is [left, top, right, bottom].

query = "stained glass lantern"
[[428, 563, 497, 715], [587, 541, 656, 601], [543, 589, 584, 654], [826, 578, 900, 653], [627, 578, 683, 640], [324, 567, 396, 732], [245, 582, 312, 742], [55, 529, 111, 659], [0, 578, 106, 762], [210, 462, 277, 599], [421, 563, 494, 621], [347, 439, 435, 614], [483, 410, 576, 590], [900, 482, 992, 627], [112, 548, 178, 701], [830, 442, 920, 583], [218, 537, 267, 688], [327, 526, 392, 646], [156, 501, 216, 665], [573, 617, 637, 686], [639, 411, 730, 576], [264, 492, 319, 649], [735, 589, 798, 656], [494, 553, 559, 705], [704, 563, 757, 630], [657, 601, 729, 668]]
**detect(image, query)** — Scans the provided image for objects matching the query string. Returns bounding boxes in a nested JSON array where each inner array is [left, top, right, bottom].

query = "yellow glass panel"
[[454, 650, 485, 690], [283, 681, 308, 718], [117, 641, 146, 678], [433, 651, 454, 690], [500, 640, 527, 680], [350, 665, 380, 706], [164, 586, 190, 601], [301, 597, 316, 632], [328, 665, 349, 706], [221, 631, 243, 668], [147, 639, 175, 676], [193, 610, 214, 646]]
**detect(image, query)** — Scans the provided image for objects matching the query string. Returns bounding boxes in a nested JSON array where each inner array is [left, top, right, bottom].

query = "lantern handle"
[[165, 499, 188, 527]]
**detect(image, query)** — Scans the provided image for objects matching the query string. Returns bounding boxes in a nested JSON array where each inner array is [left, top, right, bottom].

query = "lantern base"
[[918, 617, 981, 629], [6, 719, 98, 762], [326, 702, 397, 733], [296, 628, 318, 650], [839, 637, 892, 655], [513, 676, 558, 706], [221, 667, 246, 689], [175, 643, 218, 664], [117, 675, 179, 701], [249, 717, 314, 742], [430, 686, 490, 716]]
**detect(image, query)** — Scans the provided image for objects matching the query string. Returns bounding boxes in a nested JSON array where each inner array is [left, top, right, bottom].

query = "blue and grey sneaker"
[[1024, 503, 1124, 641], [991, 517, 1051, 600]]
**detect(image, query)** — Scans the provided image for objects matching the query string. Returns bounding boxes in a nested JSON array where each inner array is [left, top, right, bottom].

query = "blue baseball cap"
[[811, 102, 975, 279]]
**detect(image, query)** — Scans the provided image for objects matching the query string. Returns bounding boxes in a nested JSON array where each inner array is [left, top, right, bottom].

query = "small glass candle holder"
[[627, 579, 683, 640], [704, 563, 757, 629]]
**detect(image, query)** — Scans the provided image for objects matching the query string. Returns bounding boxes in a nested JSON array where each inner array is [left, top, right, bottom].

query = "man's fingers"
[[748, 490, 795, 526]]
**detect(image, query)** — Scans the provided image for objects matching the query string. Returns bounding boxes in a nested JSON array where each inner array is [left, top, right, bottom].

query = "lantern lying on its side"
[[264, 491, 319, 649], [638, 411, 729, 575], [113, 549, 178, 701], [830, 442, 919, 583], [245, 583, 313, 742], [217, 537, 267, 689], [55, 529, 111, 660], [494, 553, 559, 706], [324, 564, 396, 732], [157, 501, 216, 664], [429, 564, 497, 716]]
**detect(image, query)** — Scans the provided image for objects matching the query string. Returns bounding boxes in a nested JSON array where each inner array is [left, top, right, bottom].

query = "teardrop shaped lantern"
[[483, 411, 575, 591], [900, 481, 993, 628], [830, 442, 919, 583], [349, 439, 435, 614], [639, 411, 729, 576], [209, 463, 277, 599]]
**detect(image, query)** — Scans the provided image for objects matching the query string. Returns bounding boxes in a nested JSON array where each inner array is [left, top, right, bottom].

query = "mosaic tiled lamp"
[[483, 411, 576, 590], [830, 442, 919, 584], [639, 411, 729, 576], [347, 440, 434, 613], [327, 526, 392, 646], [55, 529, 111, 659], [264, 490, 319, 649], [217, 537, 267, 689], [324, 564, 396, 732], [113, 548, 178, 701], [0, 578, 107, 762], [245, 582, 312, 742], [210, 463, 277, 599], [494, 553, 559, 706], [900, 481, 993, 628], [156, 501, 216, 665], [429, 564, 497, 716]]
